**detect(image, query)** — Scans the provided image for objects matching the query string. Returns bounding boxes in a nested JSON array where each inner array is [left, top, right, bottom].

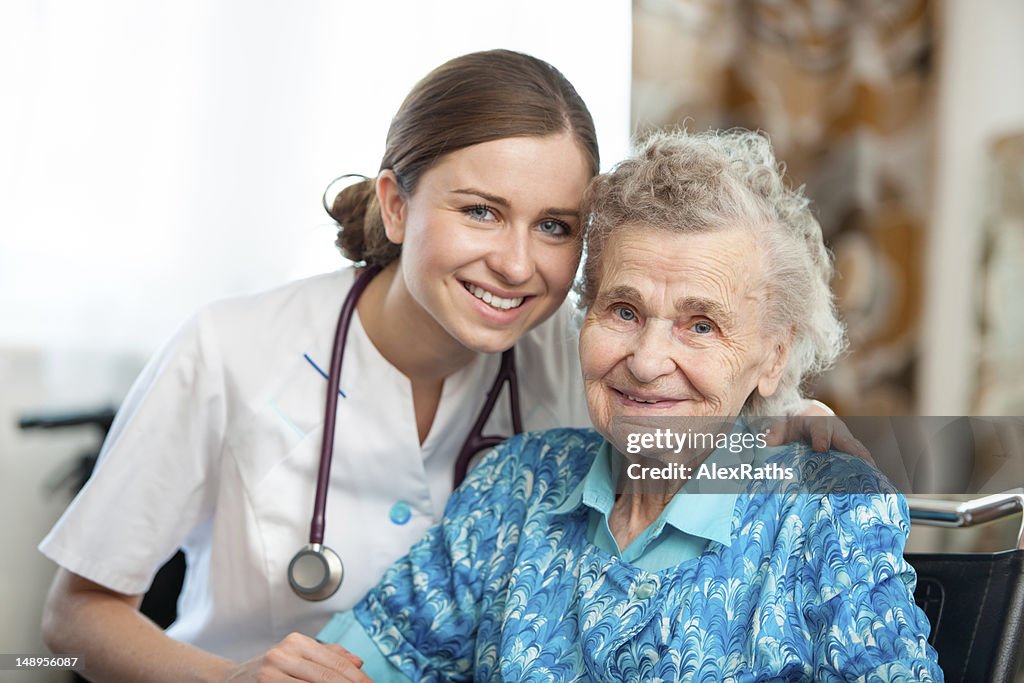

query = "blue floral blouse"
[[319, 428, 943, 681]]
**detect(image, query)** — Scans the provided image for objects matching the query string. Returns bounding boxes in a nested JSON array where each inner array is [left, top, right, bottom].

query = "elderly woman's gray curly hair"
[[577, 129, 846, 416]]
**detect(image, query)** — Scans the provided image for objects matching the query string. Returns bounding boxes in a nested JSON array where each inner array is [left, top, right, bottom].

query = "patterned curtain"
[[633, 0, 935, 415]]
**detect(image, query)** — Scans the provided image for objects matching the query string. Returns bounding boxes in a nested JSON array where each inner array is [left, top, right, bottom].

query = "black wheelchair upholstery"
[[907, 493, 1024, 683]]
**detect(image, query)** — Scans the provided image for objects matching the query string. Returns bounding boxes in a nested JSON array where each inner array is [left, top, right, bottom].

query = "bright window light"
[[0, 1, 631, 354]]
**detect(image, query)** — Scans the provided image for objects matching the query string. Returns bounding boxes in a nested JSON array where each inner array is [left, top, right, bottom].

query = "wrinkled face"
[[579, 224, 787, 440], [385, 134, 591, 353]]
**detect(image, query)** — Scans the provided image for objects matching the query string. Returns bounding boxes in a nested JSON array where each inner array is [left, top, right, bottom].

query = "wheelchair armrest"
[[908, 490, 1024, 548]]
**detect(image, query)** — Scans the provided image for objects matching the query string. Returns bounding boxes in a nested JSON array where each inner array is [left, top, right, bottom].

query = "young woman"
[[39, 50, 852, 683]]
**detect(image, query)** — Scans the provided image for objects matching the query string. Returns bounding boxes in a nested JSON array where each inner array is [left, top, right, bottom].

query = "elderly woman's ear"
[[756, 340, 790, 399]]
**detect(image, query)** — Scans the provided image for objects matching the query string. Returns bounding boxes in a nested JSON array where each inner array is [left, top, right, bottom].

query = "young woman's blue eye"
[[465, 205, 496, 222], [693, 320, 714, 335], [537, 219, 570, 236]]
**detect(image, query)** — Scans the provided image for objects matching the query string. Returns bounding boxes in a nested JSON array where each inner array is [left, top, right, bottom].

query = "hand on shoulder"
[[761, 401, 874, 465]]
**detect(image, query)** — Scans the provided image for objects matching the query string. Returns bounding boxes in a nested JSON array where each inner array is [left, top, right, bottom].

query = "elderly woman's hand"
[[761, 405, 874, 465]]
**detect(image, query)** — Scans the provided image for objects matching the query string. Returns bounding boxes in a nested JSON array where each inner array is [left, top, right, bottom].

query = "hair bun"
[[326, 176, 376, 262]]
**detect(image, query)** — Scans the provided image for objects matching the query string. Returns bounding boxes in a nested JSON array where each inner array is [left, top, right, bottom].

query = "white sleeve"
[[38, 308, 227, 595], [556, 316, 590, 429], [515, 298, 592, 432]]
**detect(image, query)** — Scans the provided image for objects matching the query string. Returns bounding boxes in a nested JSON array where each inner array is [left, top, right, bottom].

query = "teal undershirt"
[[566, 440, 737, 572]]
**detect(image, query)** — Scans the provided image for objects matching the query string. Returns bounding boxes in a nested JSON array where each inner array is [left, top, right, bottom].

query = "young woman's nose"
[[485, 227, 536, 285], [626, 320, 677, 384]]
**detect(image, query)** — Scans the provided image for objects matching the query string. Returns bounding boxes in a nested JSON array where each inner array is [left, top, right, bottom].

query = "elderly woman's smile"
[[579, 224, 787, 437]]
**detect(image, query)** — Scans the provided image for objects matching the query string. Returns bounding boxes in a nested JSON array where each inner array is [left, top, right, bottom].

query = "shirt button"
[[389, 501, 412, 525], [633, 580, 657, 600]]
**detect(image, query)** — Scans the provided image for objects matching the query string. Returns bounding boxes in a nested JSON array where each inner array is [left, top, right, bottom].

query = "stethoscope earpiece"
[[321, 173, 370, 220], [288, 543, 344, 602]]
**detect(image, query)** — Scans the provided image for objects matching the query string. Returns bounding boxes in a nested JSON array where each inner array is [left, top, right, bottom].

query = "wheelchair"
[[907, 491, 1024, 683]]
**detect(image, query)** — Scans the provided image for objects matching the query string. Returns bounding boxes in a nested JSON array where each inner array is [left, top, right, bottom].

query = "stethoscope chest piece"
[[288, 543, 343, 601]]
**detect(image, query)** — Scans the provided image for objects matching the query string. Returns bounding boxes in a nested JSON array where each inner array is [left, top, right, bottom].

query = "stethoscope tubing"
[[452, 347, 523, 487], [293, 179, 525, 600], [307, 263, 522, 546], [309, 263, 381, 545]]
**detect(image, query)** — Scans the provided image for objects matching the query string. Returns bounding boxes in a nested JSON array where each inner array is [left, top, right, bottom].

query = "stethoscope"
[[287, 262, 524, 601]]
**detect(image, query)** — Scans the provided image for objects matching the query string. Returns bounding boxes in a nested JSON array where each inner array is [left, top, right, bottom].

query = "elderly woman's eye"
[[693, 320, 714, 334], [614, 306, 636, 322]]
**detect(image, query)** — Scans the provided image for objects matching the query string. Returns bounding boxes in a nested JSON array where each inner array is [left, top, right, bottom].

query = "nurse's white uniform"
[[39, 267, 590, 661]]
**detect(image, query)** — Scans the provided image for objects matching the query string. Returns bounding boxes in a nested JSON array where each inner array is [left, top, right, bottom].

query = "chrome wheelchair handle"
[[908, 490, 1024, 548]]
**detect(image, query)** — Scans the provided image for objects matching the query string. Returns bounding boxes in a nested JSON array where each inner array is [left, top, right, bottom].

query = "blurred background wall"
[[1, 0, 1023, 679]]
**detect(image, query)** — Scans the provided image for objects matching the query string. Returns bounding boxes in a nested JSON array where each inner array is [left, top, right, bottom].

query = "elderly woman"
[[316, 130, 942, 681]]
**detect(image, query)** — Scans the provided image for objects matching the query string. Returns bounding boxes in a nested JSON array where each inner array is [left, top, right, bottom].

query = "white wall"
[[919, 0, 1024, 414], [0, 349, 140, 683], [0, 2, 631, 677], [0, 0, 631, 356]]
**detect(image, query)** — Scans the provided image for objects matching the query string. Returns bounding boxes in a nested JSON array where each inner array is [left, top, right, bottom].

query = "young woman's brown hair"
[[329, 49, 600, 267]]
